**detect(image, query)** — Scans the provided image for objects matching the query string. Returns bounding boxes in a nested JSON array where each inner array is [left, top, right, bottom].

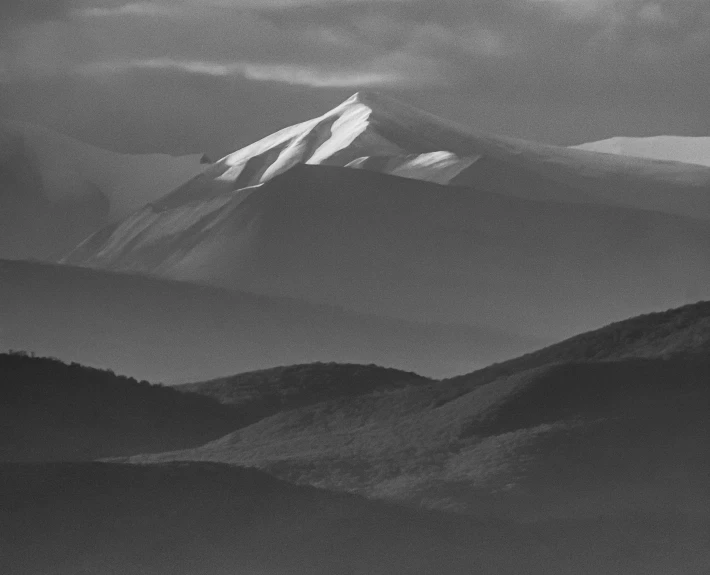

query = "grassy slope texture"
[[134, 302, 710, 529], [0, 353, 241, 461], [178, 362, 429, 424]]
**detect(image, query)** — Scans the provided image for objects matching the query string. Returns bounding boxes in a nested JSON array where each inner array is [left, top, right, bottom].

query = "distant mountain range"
[[573, 135, 710, 167], [4, 91, 710, 374], [0, 120, 205, 259], [0, 259, 536, 381]]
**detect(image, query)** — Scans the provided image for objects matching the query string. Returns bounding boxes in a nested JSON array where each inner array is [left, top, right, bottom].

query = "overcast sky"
[[1, 0, 709, 158]]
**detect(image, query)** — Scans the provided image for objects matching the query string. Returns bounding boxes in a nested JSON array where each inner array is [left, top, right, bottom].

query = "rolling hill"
[[128, 301, 710, 524], [0, 259, 535, 381], [179, 362, 428, 420], [0, 121, 205, 259], [63, 163, 710, 339]]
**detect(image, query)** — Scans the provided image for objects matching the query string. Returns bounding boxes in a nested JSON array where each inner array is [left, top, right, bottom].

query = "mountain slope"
[[64, 163, 710, 339], [0, 259, 535, 381], [171, 91, 710, 220], [0, 353, 241, 462], [573, 135, 710, 168], [128, 302, 710, 523], [0, 121, 205, 259]]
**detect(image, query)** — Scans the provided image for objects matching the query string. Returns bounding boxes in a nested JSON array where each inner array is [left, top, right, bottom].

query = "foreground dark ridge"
[[2, 461, 708, 575]]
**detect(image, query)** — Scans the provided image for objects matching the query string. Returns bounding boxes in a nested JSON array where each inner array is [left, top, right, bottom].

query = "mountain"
[[0, 260, 535, 381], [0, 121, 205, 259], [161, 91, 710, 220], [63, 162, 710, 339], [573, 136, 710, 168], [127, 301, 710, 524], [0, 353, 241, 462], [7, 462, 708, 575]]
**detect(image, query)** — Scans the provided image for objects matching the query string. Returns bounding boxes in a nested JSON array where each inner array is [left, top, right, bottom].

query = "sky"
[[1, 0, 709, 158]]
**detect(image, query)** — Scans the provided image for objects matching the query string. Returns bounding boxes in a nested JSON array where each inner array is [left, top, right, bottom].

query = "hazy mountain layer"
[[173, 91, 710, 220], [0, 260, 535, 381], [0, 121, 205, 259], [573, 135, 710, 168], [64, 164, 710, 339]]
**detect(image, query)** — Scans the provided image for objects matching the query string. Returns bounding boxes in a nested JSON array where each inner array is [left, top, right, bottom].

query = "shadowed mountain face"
[[64, 163, 710, 339], [0, 121, 204, 259], [131, 301, 710, 522], [0, 260, 536, 381]]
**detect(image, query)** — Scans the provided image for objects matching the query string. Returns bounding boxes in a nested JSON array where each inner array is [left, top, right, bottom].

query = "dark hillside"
[[2, 461, 709, 575], [0, 353, 240, 461], [135, 357, 710, 521]]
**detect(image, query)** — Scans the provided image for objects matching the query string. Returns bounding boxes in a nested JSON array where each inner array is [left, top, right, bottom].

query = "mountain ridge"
[[62, 162, 710, 339], [125, 301, 710, 520], [183, 91, 710, 220]]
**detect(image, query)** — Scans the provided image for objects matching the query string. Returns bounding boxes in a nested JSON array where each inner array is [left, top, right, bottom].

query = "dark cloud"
[[1, 0, 709, 153], [0, 0, 74, 24]]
